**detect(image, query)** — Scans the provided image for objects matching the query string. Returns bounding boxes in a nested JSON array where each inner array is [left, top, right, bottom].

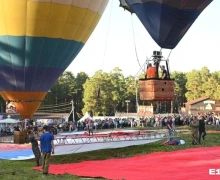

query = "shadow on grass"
[[1, 129, 220, 180]]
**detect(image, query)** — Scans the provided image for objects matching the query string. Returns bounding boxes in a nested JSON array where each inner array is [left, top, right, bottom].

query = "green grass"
[[0, 127, 220, 180]]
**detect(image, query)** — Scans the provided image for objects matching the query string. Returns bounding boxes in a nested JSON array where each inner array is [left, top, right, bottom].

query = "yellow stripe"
[[0, 0, 104, 43]]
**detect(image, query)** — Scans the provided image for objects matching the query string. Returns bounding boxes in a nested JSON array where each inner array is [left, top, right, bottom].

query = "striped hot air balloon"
[[0, 0, 109, 118]]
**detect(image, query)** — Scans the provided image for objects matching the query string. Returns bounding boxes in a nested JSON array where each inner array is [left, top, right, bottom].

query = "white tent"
[[0, 118, 19, 124], [79, 112, 94, 122]]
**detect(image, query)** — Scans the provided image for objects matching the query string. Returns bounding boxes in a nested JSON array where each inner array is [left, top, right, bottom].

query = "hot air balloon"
[[0, 0, 109, 119], [119, 0, 213, 101]]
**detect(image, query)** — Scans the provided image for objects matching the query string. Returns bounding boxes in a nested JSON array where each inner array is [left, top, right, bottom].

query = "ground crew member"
[[189, 116, 199, 145], [39, 125, 54, 175], [29, 130, 41, 166]]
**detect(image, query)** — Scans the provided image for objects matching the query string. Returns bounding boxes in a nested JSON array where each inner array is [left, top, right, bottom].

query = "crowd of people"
[[1, 112, 220, 175], [0, 124, 21, 136], [1, 112, 219, 137]]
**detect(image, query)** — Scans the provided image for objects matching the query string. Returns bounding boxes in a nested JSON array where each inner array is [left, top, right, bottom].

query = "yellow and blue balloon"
[[0, 0, 109, 118]]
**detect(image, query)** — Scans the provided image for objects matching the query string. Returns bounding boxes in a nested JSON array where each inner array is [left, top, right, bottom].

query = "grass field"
[[0, 126, 220, 180]]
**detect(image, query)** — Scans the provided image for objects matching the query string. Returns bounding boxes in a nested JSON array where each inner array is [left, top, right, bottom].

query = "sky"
[[67, 0, 220, 77]]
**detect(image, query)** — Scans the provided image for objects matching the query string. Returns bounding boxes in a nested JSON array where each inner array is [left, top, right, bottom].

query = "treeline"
[[41, 66, 220, 116], [40, 67, 140, 116], [0, 66, 218, 115]]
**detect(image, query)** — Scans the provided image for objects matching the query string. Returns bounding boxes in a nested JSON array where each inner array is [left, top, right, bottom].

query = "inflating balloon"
[[120, 0, 213, 49], [119, 0, 213, 101], [0, 0, 109, 118]]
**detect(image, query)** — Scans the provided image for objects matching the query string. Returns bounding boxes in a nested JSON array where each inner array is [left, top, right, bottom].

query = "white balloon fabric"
[[180, 140, 186, 145], [0, 118, 19, 124], [79, 112, 94, 122]]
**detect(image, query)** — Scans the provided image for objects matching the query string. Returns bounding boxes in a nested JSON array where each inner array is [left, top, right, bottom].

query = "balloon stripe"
[[0, 36, 84, 68], [0, 66, 64, 91], [0, 36, 83, 91], [29, 0, 107, 15], [0, 1, 107, 43]]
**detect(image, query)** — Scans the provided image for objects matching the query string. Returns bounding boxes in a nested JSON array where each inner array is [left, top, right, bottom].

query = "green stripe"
[[0, 36, 84, 68]]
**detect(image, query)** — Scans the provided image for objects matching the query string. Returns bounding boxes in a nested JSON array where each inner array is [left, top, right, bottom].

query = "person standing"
[[146, 63, 157, 79], [166, 116, 173, 143], [198, 116, 206, 144], [87, 111, 94, 136], [29, 130, 41, 166], [39, 125, 54, 175], [189, 116, 199, 145], [160, 65, 168, 79]]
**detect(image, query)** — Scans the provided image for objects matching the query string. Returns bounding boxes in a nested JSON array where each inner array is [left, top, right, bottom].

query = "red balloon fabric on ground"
[[33, 147, 220, 180]]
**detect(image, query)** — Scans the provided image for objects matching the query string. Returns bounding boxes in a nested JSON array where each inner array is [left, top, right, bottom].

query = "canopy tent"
[[79, 112, 94, 122], [0, 118, 19, 124]]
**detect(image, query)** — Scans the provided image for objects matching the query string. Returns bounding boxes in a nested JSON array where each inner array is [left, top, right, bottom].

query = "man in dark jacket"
[[198, 116, 206, 144], [29, 130, 41, 166]]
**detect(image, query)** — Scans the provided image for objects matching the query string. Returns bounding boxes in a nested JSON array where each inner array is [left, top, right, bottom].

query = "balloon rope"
[[167, 50, 172, 60], [167, 50, 172, 75], [133, 61, 146, 78], [45, 2, 115, 160], [101, 0, 114, 72], [131, 15, 144, 73]]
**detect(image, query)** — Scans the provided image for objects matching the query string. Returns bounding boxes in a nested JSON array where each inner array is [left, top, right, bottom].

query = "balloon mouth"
[[7, 100, 43, 102], [0, 91, 47, 119]]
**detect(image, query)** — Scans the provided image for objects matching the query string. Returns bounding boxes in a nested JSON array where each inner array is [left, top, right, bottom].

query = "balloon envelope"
[[120, 0, 213, 49], [0, 0, 109, 118]]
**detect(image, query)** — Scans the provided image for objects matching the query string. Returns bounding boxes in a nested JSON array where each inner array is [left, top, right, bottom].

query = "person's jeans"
[[168, 129, 173, 143], [42, 152, 51, 174], [198, 131, 206, 144]]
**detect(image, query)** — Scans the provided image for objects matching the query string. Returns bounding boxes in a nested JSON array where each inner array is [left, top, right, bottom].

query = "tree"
[[82, 68, 137, 115], [171, 71, 187, 112], [200, 66, 211, 95], [82, 71, 113, 116], [185, 70, 203, 101], [75, 72, 89, 113], [109, 67, 127, 113], [124, 75, 139, 112], [40, 71, 76, 113], [58, 71, 76, 102]]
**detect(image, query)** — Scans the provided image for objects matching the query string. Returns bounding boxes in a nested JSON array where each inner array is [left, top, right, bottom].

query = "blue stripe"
[[0, 36, 84, 91], [128, 1, 212, 49], [0, 66, 64, 91], [0, 149, 33, 160]]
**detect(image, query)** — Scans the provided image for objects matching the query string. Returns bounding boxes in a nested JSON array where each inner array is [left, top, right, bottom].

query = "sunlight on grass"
[[0, 126, 220, 180]]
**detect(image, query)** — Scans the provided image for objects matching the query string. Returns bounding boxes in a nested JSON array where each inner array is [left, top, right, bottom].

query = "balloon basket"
[[14, 131, 29, 144], [139, 79, 175, 101]]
